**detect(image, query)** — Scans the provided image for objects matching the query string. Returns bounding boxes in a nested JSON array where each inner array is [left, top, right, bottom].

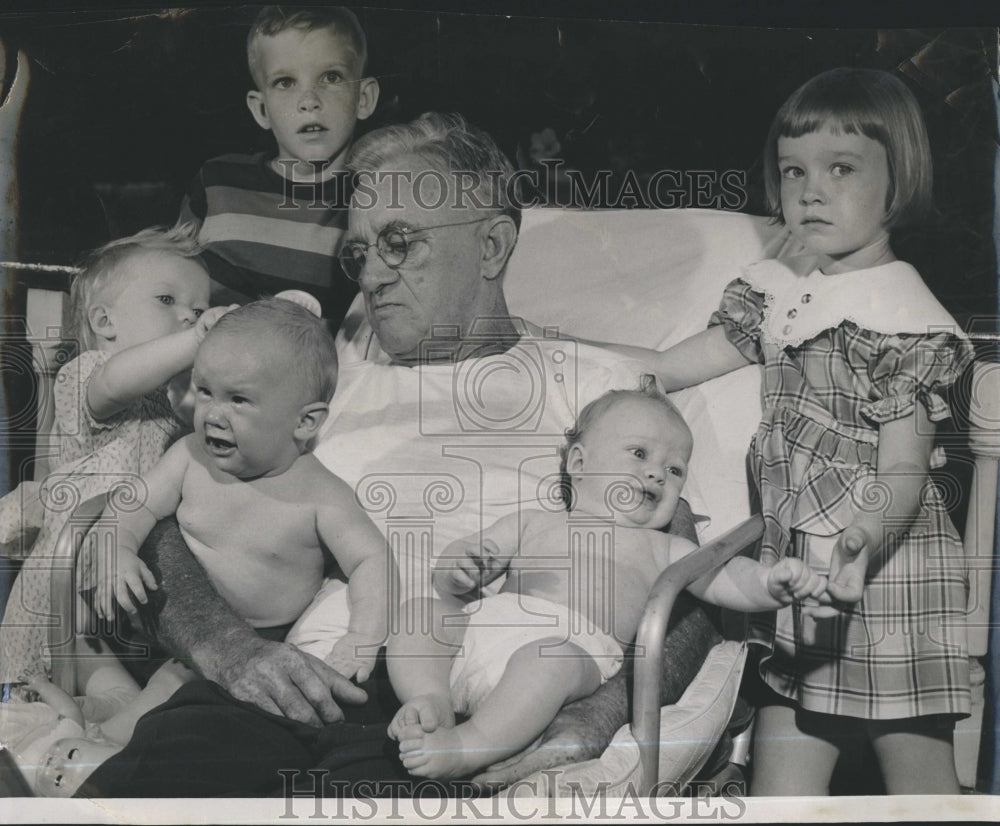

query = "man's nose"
[[358, 253, 400, 292]]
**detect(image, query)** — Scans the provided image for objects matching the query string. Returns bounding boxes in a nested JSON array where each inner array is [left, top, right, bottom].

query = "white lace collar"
[[741, 257, 965, 348]]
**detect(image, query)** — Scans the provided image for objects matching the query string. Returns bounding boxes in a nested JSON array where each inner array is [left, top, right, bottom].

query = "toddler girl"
[[0, 223, 231, 688], [627, 68, 973, 794]]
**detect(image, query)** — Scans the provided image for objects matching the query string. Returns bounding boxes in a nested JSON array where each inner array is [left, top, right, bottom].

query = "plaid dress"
[[712, 259, 975, 720]]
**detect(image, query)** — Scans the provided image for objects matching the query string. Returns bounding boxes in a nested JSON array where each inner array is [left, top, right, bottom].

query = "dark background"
[[0, 4, 995, 330]]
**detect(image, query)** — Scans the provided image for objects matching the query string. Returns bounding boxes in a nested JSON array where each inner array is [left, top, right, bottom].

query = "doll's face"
[[36, 736, 123, 797]]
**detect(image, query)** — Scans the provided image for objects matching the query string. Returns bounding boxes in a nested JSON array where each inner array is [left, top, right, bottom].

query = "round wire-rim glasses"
[[338, 215, 497, 282]]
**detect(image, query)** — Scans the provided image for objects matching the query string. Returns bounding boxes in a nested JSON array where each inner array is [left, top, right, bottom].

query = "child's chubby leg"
[[387, 595, 468, 741], [397, 638, 602, 780], [751, 701, 851, 795], [868, 716, 960, 794]]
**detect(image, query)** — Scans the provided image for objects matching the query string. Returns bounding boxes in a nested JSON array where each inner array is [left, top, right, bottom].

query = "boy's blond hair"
[[68, 223, 205, 351], [247, 6, 368, 88]]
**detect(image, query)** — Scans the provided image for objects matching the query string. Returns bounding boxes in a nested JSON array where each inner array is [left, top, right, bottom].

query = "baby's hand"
[[827, 525, 873, 605], [326, 632, 380, 683], [274, 290, 322, 317], [194, 304, 238, 341], [92, 540, 157, 620], [767, 557, 829, 605], [446, 538, 504, 594]]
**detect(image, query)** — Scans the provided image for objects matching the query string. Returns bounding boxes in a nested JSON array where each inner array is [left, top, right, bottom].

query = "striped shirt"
[[178, 153, 358, 323]]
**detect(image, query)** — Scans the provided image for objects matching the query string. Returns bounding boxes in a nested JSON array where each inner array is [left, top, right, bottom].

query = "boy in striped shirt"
[[178, 7, 379, 325]]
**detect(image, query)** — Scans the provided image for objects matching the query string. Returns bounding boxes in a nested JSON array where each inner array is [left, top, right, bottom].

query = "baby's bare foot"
[[398, 718, 518, 780], [398, 724, 484, 780], [387, 693, 454, 741]]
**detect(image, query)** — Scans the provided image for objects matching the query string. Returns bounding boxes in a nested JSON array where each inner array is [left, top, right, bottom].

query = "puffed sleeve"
[[861, 332, 975, 424], [708, 278, 765, 364]]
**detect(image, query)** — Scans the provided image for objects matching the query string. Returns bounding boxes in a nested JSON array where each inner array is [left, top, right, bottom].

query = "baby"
[[387, 378, 827, 779], [89, 297, 393, 681], [8, 298, 395, 796]]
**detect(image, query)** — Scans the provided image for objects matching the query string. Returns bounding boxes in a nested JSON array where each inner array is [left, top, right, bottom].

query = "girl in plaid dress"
[[634, 69, 974, 794]]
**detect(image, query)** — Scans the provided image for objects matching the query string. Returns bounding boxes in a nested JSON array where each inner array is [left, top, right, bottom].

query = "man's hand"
[[143, 518, 366, 726], [201, 635, 369, 727]]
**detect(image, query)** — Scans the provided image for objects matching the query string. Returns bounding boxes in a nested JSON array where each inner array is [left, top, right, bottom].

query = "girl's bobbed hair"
[[763, 67, 933, 230]]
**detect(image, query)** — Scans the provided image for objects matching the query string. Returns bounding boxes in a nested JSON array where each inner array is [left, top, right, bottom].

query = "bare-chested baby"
[[9, 298, 394, 797], [387, 377, 827, 779]]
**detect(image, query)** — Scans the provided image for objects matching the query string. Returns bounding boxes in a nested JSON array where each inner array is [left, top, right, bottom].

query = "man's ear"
[[295, 401, 329, 441], [479, 214, 518, 281], [246, 90, 270, 130], [566, 443, 586, 477], [356, 77, 379, 122], [87, 304, 115, 342]]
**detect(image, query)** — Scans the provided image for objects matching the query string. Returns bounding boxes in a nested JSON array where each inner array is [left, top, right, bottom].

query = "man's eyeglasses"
[[338, 215, 496, 282]]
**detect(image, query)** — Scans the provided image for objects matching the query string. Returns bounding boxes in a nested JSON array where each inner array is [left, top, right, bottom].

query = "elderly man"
[[84, 113, 721, 797]]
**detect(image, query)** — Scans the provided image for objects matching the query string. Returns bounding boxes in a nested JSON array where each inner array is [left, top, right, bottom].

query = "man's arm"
[[472, 499, 721, 787], [137, 517, 366, 726]]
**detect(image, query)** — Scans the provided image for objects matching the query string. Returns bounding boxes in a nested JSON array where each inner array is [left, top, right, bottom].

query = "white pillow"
[[505, 207, 791, 541]]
